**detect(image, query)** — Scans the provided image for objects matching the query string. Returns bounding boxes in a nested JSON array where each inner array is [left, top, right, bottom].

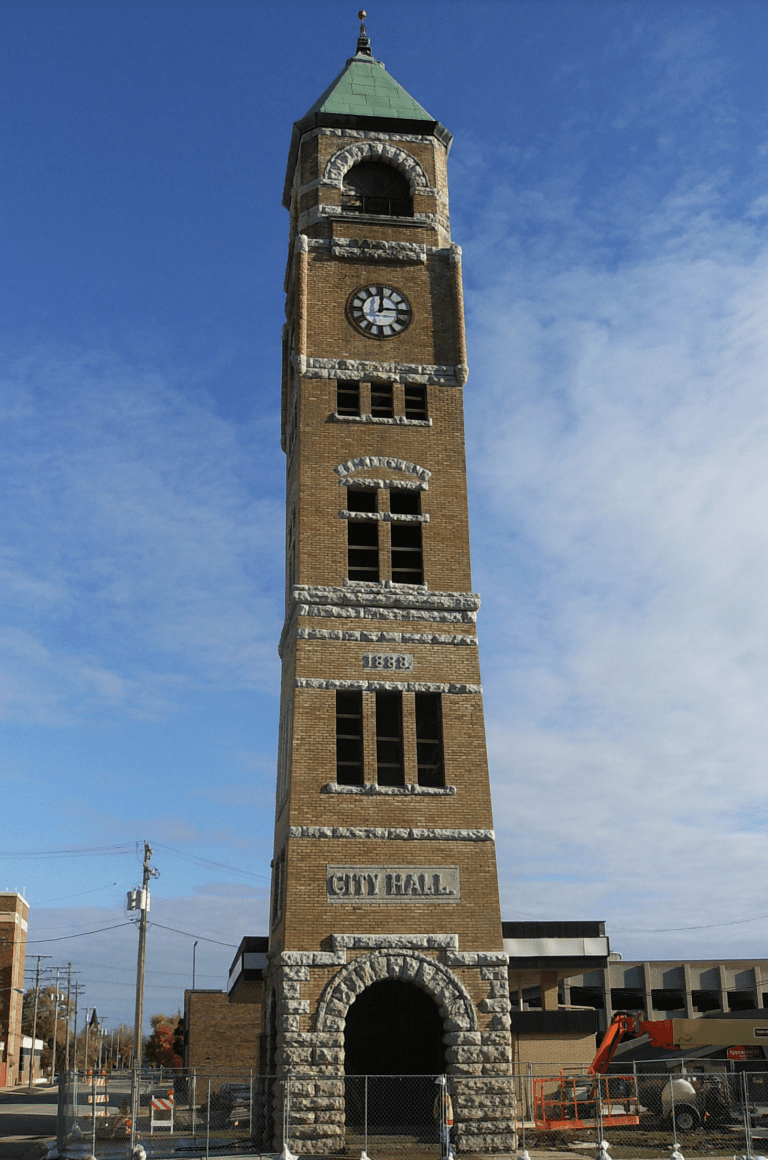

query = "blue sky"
[[2, 1, 768, 1032]]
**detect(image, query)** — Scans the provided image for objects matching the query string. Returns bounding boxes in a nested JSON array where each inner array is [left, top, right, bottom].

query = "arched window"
[[342, 160, 413, 217]]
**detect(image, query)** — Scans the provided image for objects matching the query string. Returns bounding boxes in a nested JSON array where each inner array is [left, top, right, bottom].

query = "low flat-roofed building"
[[562, 957, 768, 1032], [504, 920, 610, 1071]]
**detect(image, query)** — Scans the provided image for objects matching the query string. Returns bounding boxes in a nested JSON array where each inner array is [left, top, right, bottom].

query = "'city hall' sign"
[[327, 865, 460, 902]]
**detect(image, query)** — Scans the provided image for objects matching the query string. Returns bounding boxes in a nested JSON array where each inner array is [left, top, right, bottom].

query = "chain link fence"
[[56, 1066, 768, 1158]]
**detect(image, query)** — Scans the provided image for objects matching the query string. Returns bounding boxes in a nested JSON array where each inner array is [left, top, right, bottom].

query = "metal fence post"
[[741, 1070, 753, 1159], [191, 1067, 197, 1136], [130, 1067, 138, 1155], [90, 1069, 97, 1157], [250, 1068, 254, 1137], [284, 1074, 291, 1154], [206, 1077, 211, 1160], [364, 1073, 368, 1159]]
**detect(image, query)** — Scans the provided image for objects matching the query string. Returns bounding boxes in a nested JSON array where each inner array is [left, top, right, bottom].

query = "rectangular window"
[[390, 524, 423, 584], [348, 521, 379, 581], [336, 380, 360, 416], [370, 382, 394, 418], [415, 693, 445, 787], [336, 691, 364, 785], [375, 691, 404, 786], [389, 489, 420, 515], [404, 384, 427, 420], [345, 489, 377, 513]]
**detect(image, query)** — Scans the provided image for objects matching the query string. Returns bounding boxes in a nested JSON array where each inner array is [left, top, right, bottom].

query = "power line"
[[0, 843, 136, 859], [613, 912, 768, 934], [147, 921, 238, 948], [151, 841, 270, 882], [27, 922, 135, 944]]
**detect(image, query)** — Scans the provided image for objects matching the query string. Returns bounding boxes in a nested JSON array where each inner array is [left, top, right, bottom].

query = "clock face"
[[347, 284, 413, 338]]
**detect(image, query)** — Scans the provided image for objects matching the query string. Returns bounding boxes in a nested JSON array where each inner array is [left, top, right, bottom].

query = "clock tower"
[[268, 15, 515, 1153]]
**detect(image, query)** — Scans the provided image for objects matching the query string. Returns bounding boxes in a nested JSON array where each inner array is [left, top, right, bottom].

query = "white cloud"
[[0, 343, 284, 723], [463, 121, 768, 959]]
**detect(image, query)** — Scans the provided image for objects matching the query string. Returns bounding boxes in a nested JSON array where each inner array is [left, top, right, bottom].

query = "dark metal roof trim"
[[502, 920, 606, 939], [507, 956, 610, 971]]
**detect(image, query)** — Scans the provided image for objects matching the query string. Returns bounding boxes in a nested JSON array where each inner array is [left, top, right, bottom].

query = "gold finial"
[[356, 9, 372, 55]]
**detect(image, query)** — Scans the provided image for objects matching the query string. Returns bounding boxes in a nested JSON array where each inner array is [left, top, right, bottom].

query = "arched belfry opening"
[[344, 978, 446, 1075], [342, 160, 413, 217]]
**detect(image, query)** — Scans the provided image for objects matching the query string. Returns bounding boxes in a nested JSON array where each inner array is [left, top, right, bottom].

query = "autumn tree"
[[21, 985, 72, 1073], [144, 1013, 183, 1069]]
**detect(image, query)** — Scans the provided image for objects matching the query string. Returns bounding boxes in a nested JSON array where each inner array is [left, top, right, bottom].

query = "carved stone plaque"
[[363, 653, 414, 672], [326, 865, 460, 903]]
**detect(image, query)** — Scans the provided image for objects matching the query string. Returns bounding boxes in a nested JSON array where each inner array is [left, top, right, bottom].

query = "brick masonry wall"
[[512, 1032, 597, 1072], [0, 893, 29, 1088], [184, 989, 264, 1078]]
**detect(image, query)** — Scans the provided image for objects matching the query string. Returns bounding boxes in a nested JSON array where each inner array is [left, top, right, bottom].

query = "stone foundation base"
[[266, 936, 516, 1154]]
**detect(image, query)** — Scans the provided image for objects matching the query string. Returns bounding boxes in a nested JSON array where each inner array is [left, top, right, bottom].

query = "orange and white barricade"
[[150, 1089, 174, 1133]]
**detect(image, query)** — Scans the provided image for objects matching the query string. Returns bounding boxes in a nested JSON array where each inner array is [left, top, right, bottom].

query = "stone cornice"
[[294, 354, 462, 387], [287, 826, 494, 841]]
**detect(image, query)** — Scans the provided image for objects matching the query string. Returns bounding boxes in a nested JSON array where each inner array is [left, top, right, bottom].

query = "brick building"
[[0, 891, 29, 1088]]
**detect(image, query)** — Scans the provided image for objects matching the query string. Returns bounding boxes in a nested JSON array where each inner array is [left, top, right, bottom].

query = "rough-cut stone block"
[[446, 1046, 483, 1064], [457, 1133, 517, 1152], [282, 964, 311, 982], [290, 1111, 316, 1124], [293, 1096, 343, 1111], [315, 1110, 344, 1123], [294, 1122, 343, 1139], [314, 1080, 345, 1097], [478, 998, 510, 1013], [288, 1081, 317, 1097], [443, 1031, 482, 1047], [278, 999, 310, 1014], [480, 1032, 512, 1047]]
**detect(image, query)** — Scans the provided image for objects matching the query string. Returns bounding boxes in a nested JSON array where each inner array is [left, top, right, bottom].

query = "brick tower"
[[268, 16, 515, 1153]]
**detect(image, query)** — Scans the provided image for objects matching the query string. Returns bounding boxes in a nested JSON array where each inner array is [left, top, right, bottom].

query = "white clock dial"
[[347, 284, 413, 338]]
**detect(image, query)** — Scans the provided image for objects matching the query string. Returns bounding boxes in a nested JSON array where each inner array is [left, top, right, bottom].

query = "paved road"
[[0, 1084, 57, 1159]]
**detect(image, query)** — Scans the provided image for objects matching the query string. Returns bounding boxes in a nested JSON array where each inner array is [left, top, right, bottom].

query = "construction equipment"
[[635, 1015, 768, 1132], [533, 1014, 641, 1130]]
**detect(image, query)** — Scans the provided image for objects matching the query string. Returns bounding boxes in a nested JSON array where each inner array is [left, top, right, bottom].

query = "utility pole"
[[27, 954, 51, 1090], [50, 966, 60, 1083], [68, 981, 84, 1070], [64, 964, 72, 1070], [131, 841, 159, 1067], [84, 1008, 94, 1071]]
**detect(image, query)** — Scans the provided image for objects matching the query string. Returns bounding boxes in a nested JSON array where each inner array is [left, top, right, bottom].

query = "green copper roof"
[[302, 53, 434, 122]]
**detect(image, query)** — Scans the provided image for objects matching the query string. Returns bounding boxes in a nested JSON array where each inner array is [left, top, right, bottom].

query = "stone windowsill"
[[330, 413, 432, 427], [321, 782, 456, 797]]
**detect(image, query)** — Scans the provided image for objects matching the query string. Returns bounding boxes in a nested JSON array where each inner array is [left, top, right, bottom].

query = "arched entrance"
[[344, 979, 446, 1135], [345, 978, 445, 1075]]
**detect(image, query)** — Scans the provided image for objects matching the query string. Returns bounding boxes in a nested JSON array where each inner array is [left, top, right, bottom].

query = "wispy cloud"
[[461, 16, 768, 959], [0, 343, 283, 724]]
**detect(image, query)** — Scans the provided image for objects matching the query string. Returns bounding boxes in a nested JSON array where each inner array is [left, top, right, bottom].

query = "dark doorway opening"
[[345, 978, 445, 1075], [344, 979, 446, 1133]]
